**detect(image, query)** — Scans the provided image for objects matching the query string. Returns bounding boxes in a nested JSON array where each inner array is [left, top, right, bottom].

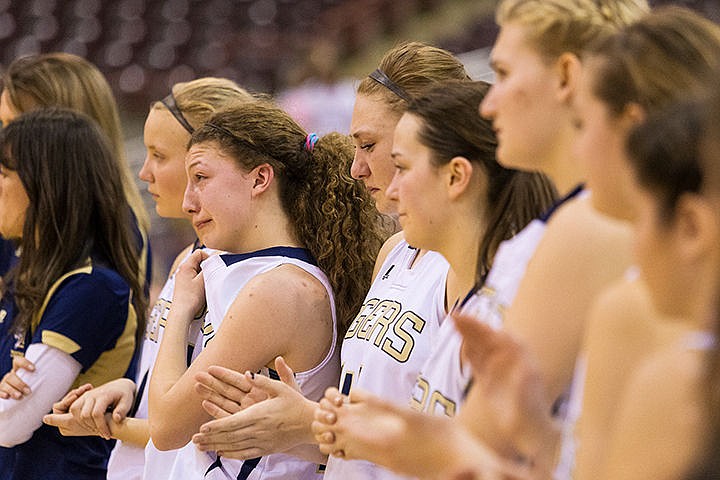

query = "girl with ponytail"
[[146, 98, 386, 479]]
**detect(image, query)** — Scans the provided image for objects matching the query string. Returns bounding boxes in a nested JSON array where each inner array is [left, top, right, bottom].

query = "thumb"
[[112, 392, 134, 423], [274, 356, 300, 392], [246, 370, 296, 398]]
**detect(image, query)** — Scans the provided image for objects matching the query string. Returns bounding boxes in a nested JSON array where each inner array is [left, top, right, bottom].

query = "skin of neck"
[[438, 205, 486, 312]]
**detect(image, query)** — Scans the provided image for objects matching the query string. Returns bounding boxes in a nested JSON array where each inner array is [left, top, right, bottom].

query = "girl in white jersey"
[[312, 0, 648, 477], [146, 99, 385, 480], [188, 42, 468, 480], [558, 10, 720, 479], [39, 78, 253, 480], [187, 51, 553, 480]]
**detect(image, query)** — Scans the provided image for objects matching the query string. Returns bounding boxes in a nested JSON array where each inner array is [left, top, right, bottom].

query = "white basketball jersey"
[[324, 239, 449, 480], [108, 244, 204, 480], [158, 246, 339, 480], [412, 185, 586, 418]]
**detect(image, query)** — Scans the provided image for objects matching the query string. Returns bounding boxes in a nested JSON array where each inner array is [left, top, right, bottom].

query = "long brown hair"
[[406, 81, 557, 283], [0, 108, 146, 342], [190, 100, 388, 331]]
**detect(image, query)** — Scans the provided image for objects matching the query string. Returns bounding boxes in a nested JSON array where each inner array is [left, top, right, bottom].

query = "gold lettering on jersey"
[[367, 301, 400, 346], [428, 391, 456, 416], [410, 375, 456, 417], [0, 309, 6, 324], [345, 299, 379, 338], [202, 315, 215, 347], [145, 297, 172, 343], [410, 376, 429, 411], [346, 298, 426, 363], [381, 311, 424, 362]]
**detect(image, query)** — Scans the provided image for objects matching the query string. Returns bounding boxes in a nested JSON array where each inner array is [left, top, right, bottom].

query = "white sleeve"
[[0, 343, 81, 447]]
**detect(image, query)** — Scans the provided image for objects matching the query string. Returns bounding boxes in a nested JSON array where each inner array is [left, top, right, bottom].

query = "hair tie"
[[305, 133, 319, 152], [160, 93, 194, 134], [368, 68, 411, 102]]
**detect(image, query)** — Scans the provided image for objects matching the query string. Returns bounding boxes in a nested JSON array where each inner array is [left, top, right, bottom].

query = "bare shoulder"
[[239, 264, 330, 310], [542, 196, 632, 260], [585, 277, 655, 340], [587, 276, 689, 349], [372, 231, 406, 280]]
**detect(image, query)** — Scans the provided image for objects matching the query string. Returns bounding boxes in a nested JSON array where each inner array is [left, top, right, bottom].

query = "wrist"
[[300, 398, 320, 444]]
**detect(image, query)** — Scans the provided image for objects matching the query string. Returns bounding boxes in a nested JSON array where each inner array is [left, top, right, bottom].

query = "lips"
[[193, 219, 212, 230]]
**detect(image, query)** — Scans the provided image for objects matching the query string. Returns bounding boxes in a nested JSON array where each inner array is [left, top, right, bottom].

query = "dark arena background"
[[0, 0, 716, 287]]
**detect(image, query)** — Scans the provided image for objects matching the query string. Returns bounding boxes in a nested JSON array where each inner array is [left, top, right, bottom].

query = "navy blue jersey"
[[0, 260, 137, 479]]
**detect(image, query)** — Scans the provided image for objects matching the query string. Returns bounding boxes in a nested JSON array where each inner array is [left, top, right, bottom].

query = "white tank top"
[[147, 246, 339, 480], [107, 244, 203, 480], [412, 186, 586, 418], [324, 239, 449, 480]]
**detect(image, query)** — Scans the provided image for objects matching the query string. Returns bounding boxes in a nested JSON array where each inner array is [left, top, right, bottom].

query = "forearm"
[[148, 303, 198, 447], [110, 417, 150, 447], [0, 345, 80, 446]]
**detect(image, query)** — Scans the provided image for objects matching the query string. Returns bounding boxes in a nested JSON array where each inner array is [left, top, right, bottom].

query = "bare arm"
[[502, 198, 633, 403], [149, 256, 332, 450], [599, 346, 704, 480]]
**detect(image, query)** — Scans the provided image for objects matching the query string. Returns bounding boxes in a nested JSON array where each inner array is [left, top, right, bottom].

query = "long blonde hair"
[[1, 52, 150, 233]]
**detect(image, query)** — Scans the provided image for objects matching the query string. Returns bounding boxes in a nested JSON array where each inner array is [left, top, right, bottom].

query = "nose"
[[182, 183, 198, 215], [138, 154, 153, 182], [385, 170, 399, 202], [479, 86, 497, 120], [350, 150, 371, 180]]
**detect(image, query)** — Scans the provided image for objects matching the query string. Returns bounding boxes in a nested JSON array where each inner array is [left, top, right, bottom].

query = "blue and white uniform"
[[107, 244, 203, 480], [324, 239, 449, 480], [0, 258, 138, 480], [145, 246, 338, 480], [412, 185, 586, 418]]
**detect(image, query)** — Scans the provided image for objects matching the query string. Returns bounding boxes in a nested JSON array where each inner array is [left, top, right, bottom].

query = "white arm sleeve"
[[0, 343, 81, 447]]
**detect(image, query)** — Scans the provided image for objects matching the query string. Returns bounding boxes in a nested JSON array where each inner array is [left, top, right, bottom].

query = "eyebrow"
[[351, 128, 374, 139]]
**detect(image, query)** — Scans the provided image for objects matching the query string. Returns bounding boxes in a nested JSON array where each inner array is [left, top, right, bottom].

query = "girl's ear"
[[555, 52, 582, 104], [250, 163, 275, 197], [673, 194, 719, 264], [446, 156, 474, 201]]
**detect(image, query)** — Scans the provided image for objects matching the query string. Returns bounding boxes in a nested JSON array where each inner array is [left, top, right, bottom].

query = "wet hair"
[[356, 42, 471, 115], [585, 6, 720, 118], [406, 80, 557, 283], [0, 108, 146, 339], [190, 99, 389, 331], [1, 52, 149, 234], [496, 0, 648, 62]]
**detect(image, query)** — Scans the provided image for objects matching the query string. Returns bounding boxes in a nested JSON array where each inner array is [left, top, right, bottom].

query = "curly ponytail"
[[191, 100, 390, 331]]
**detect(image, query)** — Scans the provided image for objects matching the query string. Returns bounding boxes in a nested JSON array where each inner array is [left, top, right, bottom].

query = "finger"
[[198, 367, 253, 399], [53, 393, 79, 414], [273, 356, 300, 391], [55, 384, 93, 415], [112, 389, 134, 423], [195, 383, 242, 415], [242, 370, 290, 399], [198, 408, 256, 435], [322, 387, 344, 407], [11, 356, 36, 373], [201, 399, 232, 420], [92, 400, 112, 439], [79, 397, 99, 432], [0, 373, 30, 398]]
